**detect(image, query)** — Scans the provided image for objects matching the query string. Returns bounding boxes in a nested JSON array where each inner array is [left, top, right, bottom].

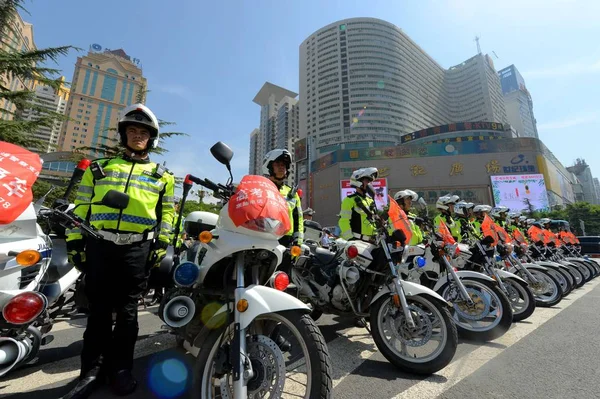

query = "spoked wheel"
[[370, 294, 458, 375], [502, 278, 536, 322], [526, 270, 563, 307], [563, 264, 584, 288], [439, 278, 513, 342], [546, 267, 573, 296], [193, 311, 332, 399]]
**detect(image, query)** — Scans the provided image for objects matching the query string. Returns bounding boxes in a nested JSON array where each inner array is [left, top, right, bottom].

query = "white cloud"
[[523, 59, 600, 79], [152, 83, 194, 102], [537, 112, 598, 130]]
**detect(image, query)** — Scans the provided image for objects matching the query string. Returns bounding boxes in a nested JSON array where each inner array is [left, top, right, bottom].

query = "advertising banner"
[[490, 174, 550, 211], [340, 178, 388, 208]]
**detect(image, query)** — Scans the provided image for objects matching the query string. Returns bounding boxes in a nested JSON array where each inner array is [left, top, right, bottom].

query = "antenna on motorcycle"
[[34, 186, 57, 213], [172, 175, 194, 252]]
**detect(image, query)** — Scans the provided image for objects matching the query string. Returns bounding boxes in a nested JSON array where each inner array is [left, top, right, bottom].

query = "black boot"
[[110, 369, 138, 396], [62, 366, 103, 399]]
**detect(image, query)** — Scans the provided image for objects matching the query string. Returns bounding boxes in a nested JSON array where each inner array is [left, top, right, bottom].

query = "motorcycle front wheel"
[[439, 278, 513, 342], [526, 269, 563, 307], [193, 311, 332, 399], [502, 278, 536, 322], [370, 294, 458, 375]]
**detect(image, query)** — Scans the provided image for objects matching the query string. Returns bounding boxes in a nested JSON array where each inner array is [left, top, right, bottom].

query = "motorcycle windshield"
[[227, 175, 291, 238]]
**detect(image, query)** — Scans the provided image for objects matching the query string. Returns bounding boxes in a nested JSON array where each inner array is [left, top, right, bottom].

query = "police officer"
[[262, 149, 303, 247], [339, 167, 379, 241], [434, 195, 461, 241], [63, 104, 175, 399], [392, 189, 424, 245]]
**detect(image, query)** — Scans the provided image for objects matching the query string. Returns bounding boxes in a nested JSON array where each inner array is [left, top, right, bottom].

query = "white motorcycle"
[[0, 201, 54, 377], [158, 142, 332, 399]]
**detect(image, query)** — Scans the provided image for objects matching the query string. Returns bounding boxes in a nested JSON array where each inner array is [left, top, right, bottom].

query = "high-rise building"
[[249, 128, 261, 175], [251, 82, 300, 182], [59, 47, 146, 156], [0, 10, 36, 120], [567, 159, 600, 204], [20, 77, 70, 153], [299, 17, 508, 161], [498, 65, 539, 139]]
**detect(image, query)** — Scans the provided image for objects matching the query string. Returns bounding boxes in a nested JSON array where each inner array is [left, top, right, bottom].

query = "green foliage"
[[538, 202, 600, 235], [181, 200, 221, 217], [0, 0, 76, 151], [31, 178, 77, 206]]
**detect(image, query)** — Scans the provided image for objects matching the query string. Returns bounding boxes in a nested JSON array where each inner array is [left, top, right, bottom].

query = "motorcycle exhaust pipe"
[[0, 335, 34, 377]]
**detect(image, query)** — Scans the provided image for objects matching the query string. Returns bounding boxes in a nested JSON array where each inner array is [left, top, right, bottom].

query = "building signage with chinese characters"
[[400, 121, 506, 144]]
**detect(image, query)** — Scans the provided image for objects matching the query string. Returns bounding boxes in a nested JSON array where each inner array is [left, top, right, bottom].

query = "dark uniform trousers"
[[80, 237, 152, 377]]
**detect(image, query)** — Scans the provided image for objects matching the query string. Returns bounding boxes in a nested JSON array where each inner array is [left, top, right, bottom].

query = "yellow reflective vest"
[[434, 214, 462, 242], [339, 193, 376, 240], [66, 155, 175, 245], [279, 184, 304, 244]]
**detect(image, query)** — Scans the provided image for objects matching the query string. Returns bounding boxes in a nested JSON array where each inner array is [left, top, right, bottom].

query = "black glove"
[[66, 239, 86, 272], [414, 217, 425, 226], [149, 241, 169, 268]]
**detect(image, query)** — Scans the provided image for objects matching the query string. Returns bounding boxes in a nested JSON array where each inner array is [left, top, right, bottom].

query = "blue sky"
[[23, 0, 600, 199]]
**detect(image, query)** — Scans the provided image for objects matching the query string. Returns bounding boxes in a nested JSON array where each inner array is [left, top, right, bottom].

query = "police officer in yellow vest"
[[262, 149, 303, 247], [392, 189, 424, 245], [339, 167, 379, 241], [433, 195, 462, 242], [63, 104, 175, 399]]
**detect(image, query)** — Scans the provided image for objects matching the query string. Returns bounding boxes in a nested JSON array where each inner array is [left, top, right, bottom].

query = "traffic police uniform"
[[339, 193, 376, 241]]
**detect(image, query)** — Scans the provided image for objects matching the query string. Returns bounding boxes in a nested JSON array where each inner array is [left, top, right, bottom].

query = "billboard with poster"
[[340, 178, 388, 208], [490, 174, 550, 212]]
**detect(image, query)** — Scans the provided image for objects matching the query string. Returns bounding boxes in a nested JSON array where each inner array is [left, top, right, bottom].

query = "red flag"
[[482, 214, 499, 246], [437, 218, 456, 245], [228, 175, 291, 237], [494, 223, 513, 244], [387, 195, 412, 244], [512, 229, 527, 245], [0, 141, 42, 224]]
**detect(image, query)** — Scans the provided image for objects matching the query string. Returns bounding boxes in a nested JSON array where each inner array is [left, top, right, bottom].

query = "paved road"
[[3, 278, 600, 399]]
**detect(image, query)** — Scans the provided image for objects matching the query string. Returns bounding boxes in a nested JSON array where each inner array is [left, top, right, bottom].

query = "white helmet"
[[394, 189, 418, 202], [436, 195, 460, 211], [490, 206, 509, 218], [539, 218, 551, 225], [519, 215, 528, 222], [473, 204, 492, 213], [350, 167, 378, 189], [455, 201, 474, 217], [184, 211, 219, 237], [526, 218, 537, 226], [262, 149, 292, 178], [118, 103, 160, 151], [508, 211, 522, 219]]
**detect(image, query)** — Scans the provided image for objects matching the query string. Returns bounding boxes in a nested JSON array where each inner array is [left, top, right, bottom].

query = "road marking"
[[327, 326, 378, 387], [393, 278, 600, 399]]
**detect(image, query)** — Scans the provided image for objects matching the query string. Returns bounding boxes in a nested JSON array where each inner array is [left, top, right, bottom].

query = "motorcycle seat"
[[44, 238, 73, 284], [312, 247, 337, 266]]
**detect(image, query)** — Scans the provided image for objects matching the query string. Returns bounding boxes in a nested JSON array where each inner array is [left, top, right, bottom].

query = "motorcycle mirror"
[[100, 190, 130, 210], [366, 183, 376, 199], [210, 142, 234, 166]]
